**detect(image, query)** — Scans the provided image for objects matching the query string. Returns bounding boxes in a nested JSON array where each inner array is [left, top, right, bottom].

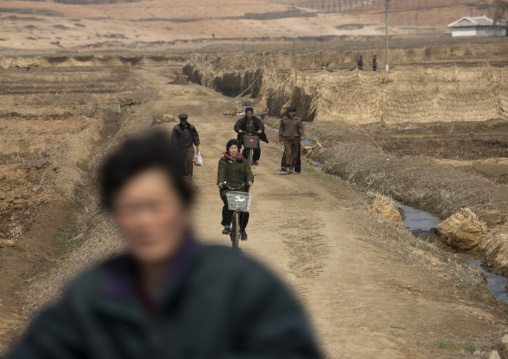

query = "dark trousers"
[[221, 196, 249, 231], [281, 144, 301, 173], [183, 146, 194, 177], [242, 147, 261, 162], [283, 139, 300, 167]]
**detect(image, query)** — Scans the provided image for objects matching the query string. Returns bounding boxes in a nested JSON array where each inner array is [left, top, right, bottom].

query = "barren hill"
[[1, 0, 493, 53]]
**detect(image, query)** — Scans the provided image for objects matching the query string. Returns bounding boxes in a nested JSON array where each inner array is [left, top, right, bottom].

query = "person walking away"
[[171, 113, 200, 177], [217, 139, 253, 240], [373, 55, 378, 71], [4, 130, 322, 359], [279, 106, 305, 174], [357, 56, 363, 70], [234, 107, 268, 166]]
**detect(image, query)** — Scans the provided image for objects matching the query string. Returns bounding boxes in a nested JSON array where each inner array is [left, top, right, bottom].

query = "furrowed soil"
[[1, 61, 508, 359]]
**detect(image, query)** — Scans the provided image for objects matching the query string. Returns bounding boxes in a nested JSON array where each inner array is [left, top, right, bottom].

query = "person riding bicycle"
[[234, 107, 268, 166], [217, 139, 253, 240]]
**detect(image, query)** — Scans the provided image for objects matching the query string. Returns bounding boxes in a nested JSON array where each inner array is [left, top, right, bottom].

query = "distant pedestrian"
[[171, 114, 200, 178], [357, 56, 363, 71], [279, 106, 304, 174], [373, 55, 377, 71]]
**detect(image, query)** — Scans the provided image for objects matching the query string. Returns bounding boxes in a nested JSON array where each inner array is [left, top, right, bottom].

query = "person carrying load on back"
[[234, 107, 268, 166], [171, 113, 200, 178], [217, 139, 253, 240], [279, 106, 305, 174]]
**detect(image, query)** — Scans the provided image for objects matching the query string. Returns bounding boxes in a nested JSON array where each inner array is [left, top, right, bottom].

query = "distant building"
[[448, 15, 507, 37]]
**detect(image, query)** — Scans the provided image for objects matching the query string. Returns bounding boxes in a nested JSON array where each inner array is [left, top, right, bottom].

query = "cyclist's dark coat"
[[217, 155, 254, 198], [234, 116, 269, 146], [5, 240, 322, 359]]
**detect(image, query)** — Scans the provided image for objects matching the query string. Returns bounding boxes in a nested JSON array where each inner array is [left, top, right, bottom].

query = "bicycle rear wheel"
[[231, 212, 240, 253], [248, 148, 253, 167]]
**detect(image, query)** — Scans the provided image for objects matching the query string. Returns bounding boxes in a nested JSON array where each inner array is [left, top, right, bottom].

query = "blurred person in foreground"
[[4, 130, 322, 359]]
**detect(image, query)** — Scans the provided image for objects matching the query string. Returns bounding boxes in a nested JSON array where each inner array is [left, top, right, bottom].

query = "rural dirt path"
[[2, 65, 507, 358], [141, 67, 508, 358]]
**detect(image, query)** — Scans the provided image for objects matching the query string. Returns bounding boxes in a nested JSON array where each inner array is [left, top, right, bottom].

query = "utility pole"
[[385, 0, 390, 74]]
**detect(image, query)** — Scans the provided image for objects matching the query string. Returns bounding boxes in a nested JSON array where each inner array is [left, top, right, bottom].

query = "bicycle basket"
[[243, 135, 259, 149], [226, 191, 252, 212]]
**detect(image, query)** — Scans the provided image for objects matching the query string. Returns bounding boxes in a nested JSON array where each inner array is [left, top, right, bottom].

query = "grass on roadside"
[[438, 342, 476, 353]]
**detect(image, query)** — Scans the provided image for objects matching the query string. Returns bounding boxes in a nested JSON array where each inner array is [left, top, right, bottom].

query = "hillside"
[[1, 0, 495, 53]]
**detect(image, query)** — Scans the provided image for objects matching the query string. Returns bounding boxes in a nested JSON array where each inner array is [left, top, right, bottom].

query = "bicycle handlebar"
[[221, 181, 248, 191]]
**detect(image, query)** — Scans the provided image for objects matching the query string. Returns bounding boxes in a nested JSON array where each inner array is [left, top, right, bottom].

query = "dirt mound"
[[0, 55, 185, 70], [151, 114, 177, 126], [480, 223, 508, 277], [436, 208, 487, 251], [371, 198, 403, 225], [312, 143, 508, 222]]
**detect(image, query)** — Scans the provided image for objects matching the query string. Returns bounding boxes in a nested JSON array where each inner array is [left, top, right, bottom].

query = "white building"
[[448, 15, 507, 37]]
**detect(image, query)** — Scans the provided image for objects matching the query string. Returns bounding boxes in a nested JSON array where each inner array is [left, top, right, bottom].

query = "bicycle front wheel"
[[231, 212, 240, 253]]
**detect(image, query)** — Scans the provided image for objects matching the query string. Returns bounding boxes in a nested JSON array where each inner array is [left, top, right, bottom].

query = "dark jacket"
[[171, 122, 200, 148], [5, 241, 322, 359], [234, 116, 269, 145], [217, 156, 254, 198], [279, 115, 305, 142]]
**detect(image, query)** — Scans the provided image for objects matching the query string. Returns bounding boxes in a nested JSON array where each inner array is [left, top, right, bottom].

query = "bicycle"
[[222, 182, 252, 253], [242, 132, 260, 167]]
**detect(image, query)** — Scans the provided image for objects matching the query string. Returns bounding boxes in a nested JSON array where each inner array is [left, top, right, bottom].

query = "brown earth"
[[0, 62, 148, 348], [1, 60, 508, 359]]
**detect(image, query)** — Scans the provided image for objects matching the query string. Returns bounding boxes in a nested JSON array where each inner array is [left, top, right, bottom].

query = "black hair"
[[245, 107, 254, 114], [226, 139, 240, 152], [99, 130, 194, 211]]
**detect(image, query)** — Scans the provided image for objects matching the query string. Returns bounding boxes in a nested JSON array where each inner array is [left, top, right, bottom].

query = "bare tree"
[[494, 0, 508, 24]]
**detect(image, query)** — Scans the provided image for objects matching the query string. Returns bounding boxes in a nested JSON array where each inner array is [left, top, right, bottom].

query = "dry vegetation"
[[0, 58, 151, 348]]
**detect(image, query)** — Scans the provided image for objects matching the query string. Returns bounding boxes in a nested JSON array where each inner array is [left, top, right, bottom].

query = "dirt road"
[[144, 67, 508, 358], [2, 65, 507, 358]]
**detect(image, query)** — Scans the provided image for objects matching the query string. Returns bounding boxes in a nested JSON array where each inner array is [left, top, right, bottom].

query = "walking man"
[[171, 113, 200, 177], [234, 107, 268, 166], [373, 55, 378, 71], [279, 106, 304, 174]]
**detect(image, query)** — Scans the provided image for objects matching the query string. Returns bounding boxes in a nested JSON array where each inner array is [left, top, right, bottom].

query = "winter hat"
[[226, 139, 240, 152]]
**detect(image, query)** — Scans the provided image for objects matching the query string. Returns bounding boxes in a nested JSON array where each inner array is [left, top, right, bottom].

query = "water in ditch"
[[401, 205, 508, 304]]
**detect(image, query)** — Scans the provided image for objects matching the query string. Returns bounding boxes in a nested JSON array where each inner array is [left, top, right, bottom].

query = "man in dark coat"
[[373, 55, 378, 71], [171, 114, 200, 177], [234, 107, 268, 166], [4, 131, 323, 359], [279, 106, 305, 174]]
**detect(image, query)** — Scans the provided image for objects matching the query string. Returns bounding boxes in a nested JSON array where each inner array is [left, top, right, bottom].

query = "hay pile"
[[436, 208, 487, 250], [480, 223, 508, 276], [186, 53, 508, 125], [371, 197, 404, 225]]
